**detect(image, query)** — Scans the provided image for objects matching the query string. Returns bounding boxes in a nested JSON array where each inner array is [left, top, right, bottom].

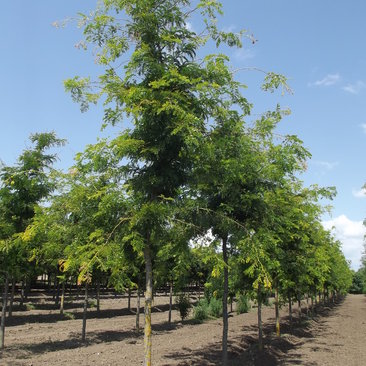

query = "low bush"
[[176, 293, 191, 321], [193, 297, 223, 322], [193, 300, 209, 323], [236, 294, 251, 314], [208, 297, 222, 318]]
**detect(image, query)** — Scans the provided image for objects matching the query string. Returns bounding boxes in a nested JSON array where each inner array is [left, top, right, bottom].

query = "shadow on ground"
[[161, 297, 345, 366]]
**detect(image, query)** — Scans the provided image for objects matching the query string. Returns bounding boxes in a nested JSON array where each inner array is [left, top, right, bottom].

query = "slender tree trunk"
[[257, 284, 263, 351], [168, 280, 173, 325], [24, 277, 30, 301], [222, 235, 229, 366], [47, 272, 52, 292], [144, 243, 153, 366], [0, 274, 9, 350], [136, 288, 141, 333], [20, 280, 25, 307], [8, 277, 15, 318], [288, 293, 292, 326], [96, 279, 100, 313], [297, 294, 302, 319], [60, 281, 65, 315], [81, 283, 88, 342], [311, 294, 314, 317], [55, 278, 60, 307], [128, 288, 131, 312], [275, 287, 280, 337], [306, 294, 309, 317]]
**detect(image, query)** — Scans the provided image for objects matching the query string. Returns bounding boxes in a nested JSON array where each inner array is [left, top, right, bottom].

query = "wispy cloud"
[[322, 214, 366, 270], [222, 24, 237, 33], [343, 80, 366, 94], [309, 73, 340, 87], [352, 188, 366, 198], [312, 160, 339, 171], [360, 123, 366, 134], [234, 48, 255, 61]]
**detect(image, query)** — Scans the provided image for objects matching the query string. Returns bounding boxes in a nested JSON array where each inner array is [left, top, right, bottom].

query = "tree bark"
[[136, 288, 141, 333], [20, 280, 25, 307], [60, 281, 65, 315], [297, 294, 302, 319], [128, 287, 131, 312], [96, 278, 100, 313], [0, 274, 9, 350], [288, 293, 292, 326], [168, 280, 173, 325], [275, 287, 280, 337], [222, 235, 229, 366], [8, 277, 15, 318], [257, 284, 263, 351], [81, 283, 88, 342], [144, 243, 153, 366]]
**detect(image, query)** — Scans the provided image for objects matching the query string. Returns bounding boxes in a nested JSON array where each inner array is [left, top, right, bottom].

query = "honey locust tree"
[[64, 0, 280, 364], [0, 132, 64, 350]]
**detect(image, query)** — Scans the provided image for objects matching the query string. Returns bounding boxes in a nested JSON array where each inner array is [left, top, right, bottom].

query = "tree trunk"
[[288, 293, 292, 325], [297, 294, 302, 319], [60, 281, 65, 315], [311, 294, 314, 317], [20, 280, 25, 307], [257, 284, 263, 351], [144, 243, 153, 366], [136, 288, 141, 333], [55, 278, 60, 307], [128, 288, 131, 312], [96, 279, 100, 313], [222, 235, 229, 366], [168, 280, 173, 325], [8, 277, 15, 318], [0, 274, 9, 350], [275, 287, 280, 337], [81, 283, 88, 342]]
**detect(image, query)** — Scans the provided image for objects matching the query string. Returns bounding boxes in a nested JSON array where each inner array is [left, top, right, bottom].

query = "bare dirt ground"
[[0, 290, 365, 365]]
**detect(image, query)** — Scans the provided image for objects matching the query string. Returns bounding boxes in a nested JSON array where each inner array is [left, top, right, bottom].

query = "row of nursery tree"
[[0, 1, 352, 365]]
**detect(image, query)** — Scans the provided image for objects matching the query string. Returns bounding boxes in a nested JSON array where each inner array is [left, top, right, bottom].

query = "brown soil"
[[0, 291, 365, 365]]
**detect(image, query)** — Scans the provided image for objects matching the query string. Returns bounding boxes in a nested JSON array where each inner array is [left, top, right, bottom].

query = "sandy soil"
[[0, 290, 365, 365]]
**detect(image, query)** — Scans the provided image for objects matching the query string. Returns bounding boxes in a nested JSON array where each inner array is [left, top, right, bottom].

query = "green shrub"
[[193, 299, 209, 323], [236, 294, 250, 314], [208, 297, 222, 318], [176, 294, 191, 321]]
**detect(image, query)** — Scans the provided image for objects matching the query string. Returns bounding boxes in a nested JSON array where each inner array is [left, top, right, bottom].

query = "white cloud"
[[222, 25, 236, 33], [322, 214, 365, 270], [360, 123, 366, 134], [309, 73, 340, 87], [312, 160, 339, 171], [234, 48, 255, 61], [343, 80, 366, 94], [352, 188, 366, 198]]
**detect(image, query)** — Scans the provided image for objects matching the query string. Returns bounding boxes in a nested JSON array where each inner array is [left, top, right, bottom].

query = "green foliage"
[[175, 293, 191, 321], [349, 270, 366, 294], [236, 294, 250, 314], [208, 296, 222, 318], [192, 297, 223, 322], [193, 299, 210, 323]]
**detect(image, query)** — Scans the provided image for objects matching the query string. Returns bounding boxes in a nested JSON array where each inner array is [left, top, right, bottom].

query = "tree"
[[65, 1, 266, 364], [0, 132, 64, 350]]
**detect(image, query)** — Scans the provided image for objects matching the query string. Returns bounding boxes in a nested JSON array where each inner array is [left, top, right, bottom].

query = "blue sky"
[[1, 1, 365, 269]]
